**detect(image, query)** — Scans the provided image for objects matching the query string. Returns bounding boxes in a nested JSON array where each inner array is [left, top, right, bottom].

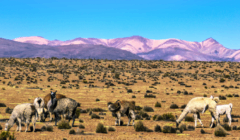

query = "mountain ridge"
[[8, 36, 240, 61]]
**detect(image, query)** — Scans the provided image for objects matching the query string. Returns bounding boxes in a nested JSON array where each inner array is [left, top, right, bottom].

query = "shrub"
[[5, 107, 13, 114], [79, 119, 84, 123], [221, 124, 231, 131], [41, 126, 46, 131], [180, 104, 186, 109], [132, 95, 136, 98], [134, 121, 146, 132], [127, 89, 133, 93], [108, 127, 116, 131], [232, 126, 237, 130], [91, 113, 100, 119], [155, 102, 161, 107], [0, 125, 2, 130], [96, 123, 107, 133], [233, 94, 239, 97], [135, 106, 142, 111], [58, 120, 71, 129], [162, 113, 175, 121], [203, 94, 207, 97], [91, 108, 106, 112], [214, 125, 228, 137], [0, 103, 6, 107], [179, 124, 187, 133], [154, 124, 161, 132], [143, 106, 154, 112], [170, 104, 178, 109], [220, 78, 225, 83], [69, 129, 75, 134], [0, 131, 15, 140], [219, 95, 226, 100], [155, 115, 163, 121], [46, 125, 53, 132], [79, 124, 85, 129], [139, 111, 149, 118], [162, 126, 176, 133], [153, 115, 158, 121], [144, 94, 156, 98], [185, 116, 194, 122], [75, 108, 81, 118], [200, 129, 206, 134], [96, 98, 100, 101], [187, 125, 195, 131], [226, 94, 233, 97]]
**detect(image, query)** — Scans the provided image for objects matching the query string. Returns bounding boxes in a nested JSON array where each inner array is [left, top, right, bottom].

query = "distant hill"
[[0, 38, 143, 60], [12, 36, 240, 61]]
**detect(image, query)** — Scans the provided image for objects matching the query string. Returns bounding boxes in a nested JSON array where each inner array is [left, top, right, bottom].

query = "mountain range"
[[0, 36, 239, 61]]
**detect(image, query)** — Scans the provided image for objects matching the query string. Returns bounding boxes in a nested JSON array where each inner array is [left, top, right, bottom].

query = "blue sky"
[[0, 0, 239, 49]]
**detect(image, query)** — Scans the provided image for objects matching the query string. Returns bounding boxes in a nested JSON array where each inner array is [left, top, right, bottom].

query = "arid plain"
[[0, 58, 240, 140]]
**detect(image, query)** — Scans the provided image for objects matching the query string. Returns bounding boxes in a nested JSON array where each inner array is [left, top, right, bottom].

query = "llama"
[[108, 100, 136, 126], [5, 103, 36, 132], [176, 96, 220, 128], [210, 103, 233, 127]]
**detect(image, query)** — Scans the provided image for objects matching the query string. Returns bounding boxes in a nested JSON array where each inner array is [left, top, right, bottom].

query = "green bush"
[[0, 131, 16, 140], [155, 102, 161, 107], [170, 104, 178, 109], [75, 108, 81, 118], [79, 124, 85, 129], [91, 113, 100, 119], [215, 125, 228, 137], [96, 123, 107, 133], [143, 106, 154, 112], [108, 126, 116, 131], [185, 116, 194, 122], [134, 121, 146, 132], [221, 124, 231, 131], [220, 78, 225, 83], [5, 107, 13, 114], [79, 119, 84, 123], [58, 120, 71, 129], [162, 126, 176, 133], [69, 129, 75, 134], [144, 94, 156, 98], [162, 113, 175, 121], [179, 124, 187, 133], [154, 124, 161, 132]]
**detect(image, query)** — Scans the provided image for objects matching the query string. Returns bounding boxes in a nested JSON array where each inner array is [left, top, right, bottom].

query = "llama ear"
[[210, 95, 214, 99]]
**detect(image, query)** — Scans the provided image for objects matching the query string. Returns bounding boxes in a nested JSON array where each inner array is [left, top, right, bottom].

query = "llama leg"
[[129, 110, 135, 126], [127, 116, 131, 126], [211, 111, 219, 126], [25, 120, 29, 132], [210, 116, 215, 128], [227, 113, 231, 126], [16, 121, 19, 131], [54, 113, 58, 126], [17, 118, 21, 132], [193, 114, 198, 127], [197, 112, 204, 127], [32, 116, 36, 132], [72, 111, 75, 127], [116, 112, 121, 126]]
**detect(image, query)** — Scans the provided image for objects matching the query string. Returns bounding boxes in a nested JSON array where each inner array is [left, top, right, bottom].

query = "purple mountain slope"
[[0, 38, 143, 60], [12, 36, 240, 61]]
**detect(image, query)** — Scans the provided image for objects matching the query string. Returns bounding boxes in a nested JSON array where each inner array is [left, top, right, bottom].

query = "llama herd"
[[4, 91, 233, 134], [4, 91, 79, 132]]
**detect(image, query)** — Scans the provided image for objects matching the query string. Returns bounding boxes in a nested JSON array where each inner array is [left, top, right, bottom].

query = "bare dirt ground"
[[0, 58, 240, 140]]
